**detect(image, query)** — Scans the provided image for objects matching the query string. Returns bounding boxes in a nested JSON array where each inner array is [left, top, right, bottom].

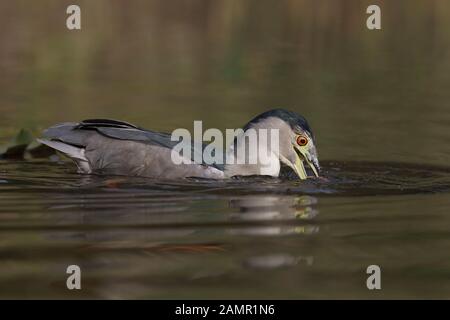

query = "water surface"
[[1, 160, 450, 299]]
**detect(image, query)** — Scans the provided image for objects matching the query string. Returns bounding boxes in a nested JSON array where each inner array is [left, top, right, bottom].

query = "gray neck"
[[223, 117, 291, 177]]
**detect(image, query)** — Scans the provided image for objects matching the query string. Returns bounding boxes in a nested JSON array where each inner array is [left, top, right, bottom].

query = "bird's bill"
[[280, 146, 320, 180]]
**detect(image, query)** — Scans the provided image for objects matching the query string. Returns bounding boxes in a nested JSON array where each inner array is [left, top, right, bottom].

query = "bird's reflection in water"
[[43, 181, 319, 279], [228, 195, 319, 236], [228, 195, 318, 269], [243, 254, 314, 269]]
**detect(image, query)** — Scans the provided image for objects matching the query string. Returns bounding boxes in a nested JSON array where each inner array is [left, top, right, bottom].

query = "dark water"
[[1, 160, 450, 299], [1, 0, 450, 298]]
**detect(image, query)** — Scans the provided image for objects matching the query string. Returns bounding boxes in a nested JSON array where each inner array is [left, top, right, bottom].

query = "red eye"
[[296, 135, 308, 146]]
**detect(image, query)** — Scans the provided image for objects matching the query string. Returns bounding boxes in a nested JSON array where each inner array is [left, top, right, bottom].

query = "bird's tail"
[[37, 138, 91, 173]]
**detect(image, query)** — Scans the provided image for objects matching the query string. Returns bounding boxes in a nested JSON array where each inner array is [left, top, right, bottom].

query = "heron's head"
[[243, 109, 320, 180]]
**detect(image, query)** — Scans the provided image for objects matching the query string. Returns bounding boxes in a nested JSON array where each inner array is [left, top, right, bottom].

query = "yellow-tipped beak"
[[280, 146, 320, 180]]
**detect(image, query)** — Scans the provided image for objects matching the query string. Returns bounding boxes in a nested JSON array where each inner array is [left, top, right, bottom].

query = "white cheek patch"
[[259, 152, 281, 176]]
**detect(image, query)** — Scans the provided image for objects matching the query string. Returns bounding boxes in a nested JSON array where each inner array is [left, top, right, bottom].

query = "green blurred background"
[[1, 0, 450, 164]]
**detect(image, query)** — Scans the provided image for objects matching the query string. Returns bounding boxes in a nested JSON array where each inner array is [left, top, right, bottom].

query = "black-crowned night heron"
[[38, 109, 320, 180]]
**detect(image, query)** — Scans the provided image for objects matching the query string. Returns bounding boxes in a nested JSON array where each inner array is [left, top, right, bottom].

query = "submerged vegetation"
[[0, 129, 54, 159]]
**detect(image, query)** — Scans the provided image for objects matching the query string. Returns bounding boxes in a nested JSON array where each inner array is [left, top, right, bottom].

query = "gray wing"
[[39, 119, 224, 179]]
